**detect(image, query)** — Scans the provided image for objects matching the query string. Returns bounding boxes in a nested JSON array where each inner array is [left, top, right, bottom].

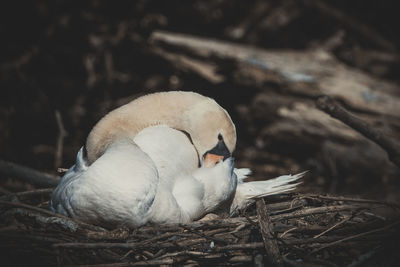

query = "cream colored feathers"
[[86, 91, 236, 164], [51, 91, 303, 228]]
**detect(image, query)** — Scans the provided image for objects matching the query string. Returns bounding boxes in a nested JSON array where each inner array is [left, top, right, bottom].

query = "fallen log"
[[150, 30, 400, 118]]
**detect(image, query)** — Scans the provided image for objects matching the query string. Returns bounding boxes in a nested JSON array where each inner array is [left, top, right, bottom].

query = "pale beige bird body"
[[51, 91, 303, 228]]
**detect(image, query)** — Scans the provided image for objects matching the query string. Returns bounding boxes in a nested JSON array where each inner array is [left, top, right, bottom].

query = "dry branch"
[[302, 0, 397, 52], [0, 200, 106, 233], [316, 95, 400, 168], [150, 30, 400, 117], [54, 110, 68, 170], [256, 198, 282, 266], [0, 159, 60, 187], [310, 221, 400, 254]]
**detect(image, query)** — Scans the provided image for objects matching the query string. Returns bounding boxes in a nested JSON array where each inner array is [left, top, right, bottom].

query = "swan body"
[[51, 91, 304, 227], [51, 124, 237, 227], [51, 139, 158, 227]]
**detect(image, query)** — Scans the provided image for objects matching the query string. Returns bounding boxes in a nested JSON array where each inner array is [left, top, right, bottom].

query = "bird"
[[51, 91, 304, 228]]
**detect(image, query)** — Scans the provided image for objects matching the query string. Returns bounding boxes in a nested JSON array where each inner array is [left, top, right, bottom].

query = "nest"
[[1, 189, 399, 266]]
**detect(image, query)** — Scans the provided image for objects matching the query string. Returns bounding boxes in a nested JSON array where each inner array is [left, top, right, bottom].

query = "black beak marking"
[[205, 137, 231, 160]]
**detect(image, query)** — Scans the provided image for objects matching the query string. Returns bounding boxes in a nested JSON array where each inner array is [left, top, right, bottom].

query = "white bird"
[[51, 91, 237, 227], [50, 91, 304, 228]]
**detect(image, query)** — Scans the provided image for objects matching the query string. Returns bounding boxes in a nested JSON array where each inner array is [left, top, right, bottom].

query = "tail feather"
[[234, 168, 252, 183], [230, 171, 306, 216], [250, 181, 303, 199], [244, 171, 306, 199]]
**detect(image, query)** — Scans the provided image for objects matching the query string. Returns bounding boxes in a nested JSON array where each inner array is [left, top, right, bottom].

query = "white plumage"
[[51, 91, 304, 228], [230, 171, 305, 216]]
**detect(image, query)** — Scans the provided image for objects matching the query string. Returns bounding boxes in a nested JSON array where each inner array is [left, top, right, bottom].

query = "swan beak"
[[203, 139, 231, 167], [204, 153, 224, 167]]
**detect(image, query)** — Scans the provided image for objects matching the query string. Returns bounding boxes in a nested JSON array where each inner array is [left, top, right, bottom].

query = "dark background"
[[1, 0, 399, 201]]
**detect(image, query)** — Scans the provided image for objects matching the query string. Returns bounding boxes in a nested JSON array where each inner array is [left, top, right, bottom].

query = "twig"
[[229, 255, 252, 263], [310, 221, 400, 254], [0, 200, 106, 232], [282, 233, 386, 246], [310, 194, 400, 209], [0, 199, 64, 218], [54, 242, 151, 250], [279, 227, 297, 238], [179, 224, 229, 244], [256, 198, 282, 266], [0, 188, 53, 200], [316, 95, 400, 168], [213, 242, 264, 251], [270, 204, 364, 222], [155, 250, 220, 260], [269, 204, 304, 216], [243, 211, 258, 227], [268, 199, 308, 212], [313, 216, 351, 239], [54, 110, 68, 170], [0, 159, 60, 187]]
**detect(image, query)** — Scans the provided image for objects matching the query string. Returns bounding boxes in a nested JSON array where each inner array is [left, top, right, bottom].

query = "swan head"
[[181, 97, 236, 167]]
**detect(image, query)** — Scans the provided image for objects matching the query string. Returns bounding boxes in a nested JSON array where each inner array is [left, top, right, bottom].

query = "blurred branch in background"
[[0, 159, 59, 187], [302, 0, 398, 52], [317, 95, 400, 169], [54, 110, 68, 170]]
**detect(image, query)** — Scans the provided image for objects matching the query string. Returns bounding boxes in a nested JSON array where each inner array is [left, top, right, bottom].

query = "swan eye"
[[218, 133, 223, 141]]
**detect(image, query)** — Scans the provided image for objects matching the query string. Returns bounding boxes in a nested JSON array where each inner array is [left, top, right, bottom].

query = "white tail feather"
[[230, 171, 307, 216], [234, 168, 252, 183]]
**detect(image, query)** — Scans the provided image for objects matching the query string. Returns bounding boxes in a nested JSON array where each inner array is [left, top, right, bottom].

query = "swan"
[[51, 91, 238, 227], [51, 91, 304, 227]]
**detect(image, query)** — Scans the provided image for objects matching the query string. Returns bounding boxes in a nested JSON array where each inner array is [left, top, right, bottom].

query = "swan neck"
[[85, 92, 203, 163]]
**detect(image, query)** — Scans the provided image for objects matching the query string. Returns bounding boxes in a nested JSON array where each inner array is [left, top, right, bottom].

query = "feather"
[[230, 171, 307, 216]]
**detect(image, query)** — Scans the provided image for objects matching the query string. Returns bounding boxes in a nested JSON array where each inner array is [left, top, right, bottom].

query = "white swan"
[[51, 91, 238, 227], [51, 91, 304, 227]]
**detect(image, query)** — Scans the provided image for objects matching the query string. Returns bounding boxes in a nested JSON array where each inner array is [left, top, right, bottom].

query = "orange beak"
[[204, 153, 224, 167]]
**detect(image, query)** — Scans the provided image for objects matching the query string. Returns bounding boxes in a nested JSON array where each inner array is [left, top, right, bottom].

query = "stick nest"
[[1, 190, 399, 266]]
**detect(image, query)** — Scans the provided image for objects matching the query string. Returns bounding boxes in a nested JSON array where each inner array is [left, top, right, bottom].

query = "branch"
[[0, 200, 106, 233], [256, 198, 283, 266], [54, 110, 68, 170], [302, 0, 397, 52], [0, 188, 53, 201], [316, 95, 400, 168], [0, 159, 60, 187], [310, 220, 400, 254], [270, 204, 364, 222]]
